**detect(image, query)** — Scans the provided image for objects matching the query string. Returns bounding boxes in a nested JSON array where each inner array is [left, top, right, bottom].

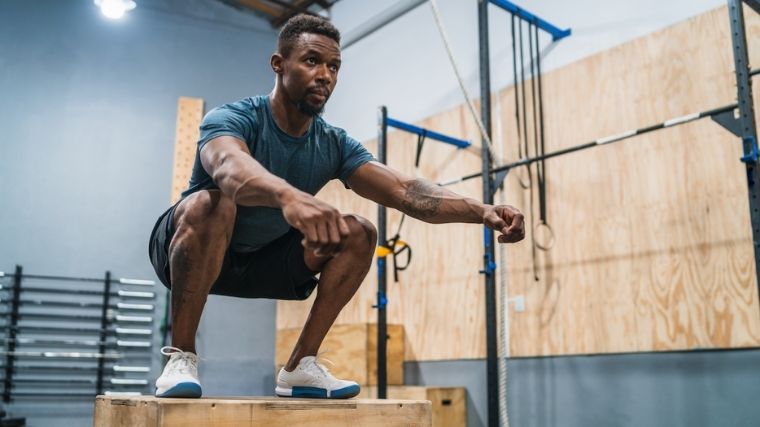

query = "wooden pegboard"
[[171, 97, 205, 204]]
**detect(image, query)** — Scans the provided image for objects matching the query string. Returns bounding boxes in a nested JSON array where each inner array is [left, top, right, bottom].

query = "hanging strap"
[[533, 22, 548, 225], [374, 214, 413, 282], [414, 133, 427, 168], [511, 15, 523, 163]]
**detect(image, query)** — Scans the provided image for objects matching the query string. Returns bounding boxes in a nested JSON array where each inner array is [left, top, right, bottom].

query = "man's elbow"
[[211, 163, 243, 203]]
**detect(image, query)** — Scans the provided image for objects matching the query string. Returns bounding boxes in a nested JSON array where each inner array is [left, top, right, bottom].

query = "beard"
[[296, 98, 325, 116], [296, 88, 329, 116]]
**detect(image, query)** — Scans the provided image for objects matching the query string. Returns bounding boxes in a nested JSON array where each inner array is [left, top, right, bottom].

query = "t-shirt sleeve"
[[197, 104, 255, 152], [337, 134, 375, 187]]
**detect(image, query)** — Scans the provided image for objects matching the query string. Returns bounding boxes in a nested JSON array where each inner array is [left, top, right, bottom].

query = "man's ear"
[[271, 53, 284, 75]]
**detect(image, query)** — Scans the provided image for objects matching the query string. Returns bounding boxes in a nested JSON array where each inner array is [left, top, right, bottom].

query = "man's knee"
[[174, 190, 236, 237], [343, 214, 377, 251]]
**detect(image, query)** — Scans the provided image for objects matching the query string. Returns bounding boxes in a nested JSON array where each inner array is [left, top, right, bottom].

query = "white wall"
[[325, 0, 725, 142]]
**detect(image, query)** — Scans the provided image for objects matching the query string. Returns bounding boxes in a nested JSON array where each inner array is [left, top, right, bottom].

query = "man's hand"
[[483, 205, 525, 243], [280, 189, 350, 256]]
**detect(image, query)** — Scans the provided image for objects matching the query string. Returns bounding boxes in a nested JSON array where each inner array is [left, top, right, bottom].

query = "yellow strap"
[[375, 246, 393, 258], [376, 240, 410, 258]]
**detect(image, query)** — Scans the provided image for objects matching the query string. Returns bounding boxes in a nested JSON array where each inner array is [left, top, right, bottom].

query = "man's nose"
[[315, 64, 332, 85]]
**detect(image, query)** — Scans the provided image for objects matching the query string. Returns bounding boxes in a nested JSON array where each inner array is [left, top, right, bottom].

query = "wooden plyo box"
[[276, 323, 405, 385], [93, 395, 431, 427], [360, 386, 466, 427]]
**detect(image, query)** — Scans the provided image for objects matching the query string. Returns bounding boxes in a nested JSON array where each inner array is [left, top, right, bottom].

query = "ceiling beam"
[[312, 0, 332, 8], [272, 0, 318, 27], [235, 0, 285, 18], [265, 0, 302, 11]]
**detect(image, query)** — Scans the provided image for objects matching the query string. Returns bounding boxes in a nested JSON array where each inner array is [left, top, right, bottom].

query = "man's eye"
[[330, 65, 339, 72], [306, 57, 316, 64]]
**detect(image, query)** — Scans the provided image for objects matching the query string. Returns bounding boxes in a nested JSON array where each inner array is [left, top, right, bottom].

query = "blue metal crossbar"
[[489, 0, 571, 41], [386, 117, 471, 148]]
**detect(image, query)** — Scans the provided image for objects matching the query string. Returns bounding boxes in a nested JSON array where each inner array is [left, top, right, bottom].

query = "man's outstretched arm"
[[347, 161, 525, 243]]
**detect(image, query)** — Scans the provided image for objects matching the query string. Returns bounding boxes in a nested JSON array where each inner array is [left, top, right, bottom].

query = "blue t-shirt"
[[182, 95, 374, 252]]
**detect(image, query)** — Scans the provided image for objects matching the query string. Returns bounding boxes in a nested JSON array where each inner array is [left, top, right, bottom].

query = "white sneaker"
[[275, 356, 360, 399], [155, 346, 202, 398]]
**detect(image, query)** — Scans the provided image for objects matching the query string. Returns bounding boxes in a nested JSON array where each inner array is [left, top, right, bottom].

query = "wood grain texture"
[[93, 396, 432, 427], [171, 97, 204, 204], [275, 324, 405, 385], [277, 6, 760, 359], [361, 386, 466, 427], [502, 6, 760, 356]]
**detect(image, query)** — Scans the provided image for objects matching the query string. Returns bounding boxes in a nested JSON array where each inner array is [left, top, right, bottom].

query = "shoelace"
[[304, 353, 335, 378], [161, 346, 198, 376]]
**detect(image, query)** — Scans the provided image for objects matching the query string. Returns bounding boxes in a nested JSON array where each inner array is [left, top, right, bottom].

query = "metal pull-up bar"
[[439, 102, 741, 186], [489, 0, 571, 41], [386, 117, 471, 148]]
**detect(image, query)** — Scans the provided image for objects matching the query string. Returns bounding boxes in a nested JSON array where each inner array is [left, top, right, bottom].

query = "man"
[[148, 14, 525, 399]]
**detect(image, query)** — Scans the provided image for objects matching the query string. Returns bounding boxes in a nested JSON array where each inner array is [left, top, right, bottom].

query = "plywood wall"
[[277, 6, 760, 360]]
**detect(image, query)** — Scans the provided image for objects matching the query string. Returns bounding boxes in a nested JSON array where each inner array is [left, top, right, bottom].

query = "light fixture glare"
[[95, 0, 136, 20]]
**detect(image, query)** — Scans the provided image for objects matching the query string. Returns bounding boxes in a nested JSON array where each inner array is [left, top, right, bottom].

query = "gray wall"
[[407, 349, 760, 427], [0, 0, 278, 425]]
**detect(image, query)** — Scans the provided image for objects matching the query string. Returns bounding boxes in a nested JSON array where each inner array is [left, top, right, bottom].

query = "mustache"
[[306, 86, 330, 97]]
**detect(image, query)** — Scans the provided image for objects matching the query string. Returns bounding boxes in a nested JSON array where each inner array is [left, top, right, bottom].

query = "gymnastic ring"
[[534, 221, 555, 251]]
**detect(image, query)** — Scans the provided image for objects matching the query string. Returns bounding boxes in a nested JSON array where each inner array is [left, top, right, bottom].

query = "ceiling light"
[[94, 0, 137, 20]]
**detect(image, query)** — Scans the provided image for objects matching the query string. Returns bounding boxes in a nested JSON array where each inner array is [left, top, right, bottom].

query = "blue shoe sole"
[[156, 382, 202, 398], [284, 384, 360, 399]]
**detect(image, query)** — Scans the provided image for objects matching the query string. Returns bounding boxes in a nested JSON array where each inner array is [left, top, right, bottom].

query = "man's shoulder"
[[213, 95, 267, 116]]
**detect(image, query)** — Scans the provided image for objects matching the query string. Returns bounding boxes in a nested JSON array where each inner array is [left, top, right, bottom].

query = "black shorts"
[[148, 203, 318, 300]]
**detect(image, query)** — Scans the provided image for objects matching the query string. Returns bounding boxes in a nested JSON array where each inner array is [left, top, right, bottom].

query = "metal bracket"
[[491, 169, 510, 197], [489, 0, 572, 41], [743, 0, 760, 15], [507, 295, 526, 312], [741, 136, 759, 164], [479, 254, 497, 276], [372, 290, 388, 310], [711, 110, 743, 137]]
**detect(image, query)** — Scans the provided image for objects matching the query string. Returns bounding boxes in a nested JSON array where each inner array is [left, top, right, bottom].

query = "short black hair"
[[277, 14, 340, 58]]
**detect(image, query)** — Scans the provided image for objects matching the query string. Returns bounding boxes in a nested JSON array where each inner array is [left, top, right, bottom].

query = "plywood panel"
[[171, 97, 204, 204], [277, 6, 760, 359], [361, 386, 466, 427], [275, 324, 405, 385], [502, 6, 760, 356], [93, 396, 432, 427]]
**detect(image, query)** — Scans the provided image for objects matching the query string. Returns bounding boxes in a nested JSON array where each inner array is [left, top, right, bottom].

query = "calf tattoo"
[[401, 180, 443, 219], [170, 243, 193, 315]]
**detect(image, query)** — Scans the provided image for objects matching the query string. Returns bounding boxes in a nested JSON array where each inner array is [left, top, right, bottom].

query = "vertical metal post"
[[96, 271, 112, 395], [479, 1, 499, 426], [728, 0, 760, 305], [3, 265, 23, 403], [377, 106, 389, 399]]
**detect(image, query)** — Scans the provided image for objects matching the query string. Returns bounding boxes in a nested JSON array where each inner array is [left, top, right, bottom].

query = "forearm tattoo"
[[401, 180, 443, 219]]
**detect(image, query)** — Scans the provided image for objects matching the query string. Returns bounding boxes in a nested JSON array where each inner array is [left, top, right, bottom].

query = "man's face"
[[277, 33, 341, 116]]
